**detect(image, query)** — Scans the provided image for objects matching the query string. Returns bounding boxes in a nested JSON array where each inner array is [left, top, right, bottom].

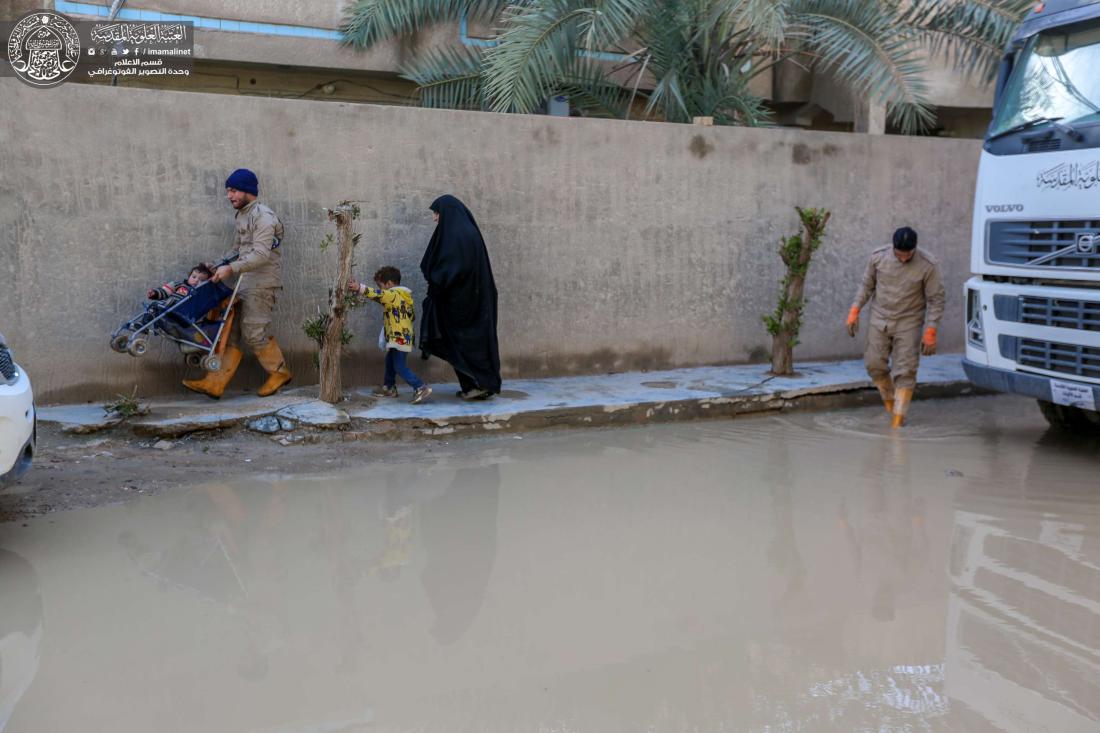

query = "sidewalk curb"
[[38, 357, 979, 441], [331, 379, 979, 442]]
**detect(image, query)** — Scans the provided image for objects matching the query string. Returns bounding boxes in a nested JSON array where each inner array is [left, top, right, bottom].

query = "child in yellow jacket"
[[348, 267, 432, 404]]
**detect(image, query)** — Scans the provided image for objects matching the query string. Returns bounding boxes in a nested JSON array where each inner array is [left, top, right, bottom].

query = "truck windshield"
[[989, 17, 1100, 138]]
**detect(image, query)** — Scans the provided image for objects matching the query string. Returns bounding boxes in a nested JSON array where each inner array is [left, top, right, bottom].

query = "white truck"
[[964, 0, 1100, 432]]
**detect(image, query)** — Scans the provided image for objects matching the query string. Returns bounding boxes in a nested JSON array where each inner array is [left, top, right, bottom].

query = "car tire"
[[1037, 399, 1100, 434]]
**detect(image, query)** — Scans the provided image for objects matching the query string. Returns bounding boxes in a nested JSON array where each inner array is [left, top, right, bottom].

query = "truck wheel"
[[1037, 400, 1100, 434]]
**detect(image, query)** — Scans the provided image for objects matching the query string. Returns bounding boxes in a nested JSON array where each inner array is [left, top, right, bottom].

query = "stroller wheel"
[[128, 338, 148, 357], [202, 355, 222, 372], [185, 353, 203, 369], [110, 335, 130, 353]]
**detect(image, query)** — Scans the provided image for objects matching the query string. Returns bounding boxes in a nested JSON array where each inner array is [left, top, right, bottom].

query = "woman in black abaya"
[[419, 195, 501, 399]]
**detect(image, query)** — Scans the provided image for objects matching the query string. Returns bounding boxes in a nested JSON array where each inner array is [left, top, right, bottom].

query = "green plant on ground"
[[763, 206, 830, 376], [103, 387, 145, 419], [341, 0, 1032, 132]]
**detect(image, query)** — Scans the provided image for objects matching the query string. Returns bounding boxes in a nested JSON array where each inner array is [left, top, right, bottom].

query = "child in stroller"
[[110, 257, 241, 372], [147, 263, 214, 303]]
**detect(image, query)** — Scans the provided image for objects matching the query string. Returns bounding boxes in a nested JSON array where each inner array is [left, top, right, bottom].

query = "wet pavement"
[[1, 394, 1098, 732]]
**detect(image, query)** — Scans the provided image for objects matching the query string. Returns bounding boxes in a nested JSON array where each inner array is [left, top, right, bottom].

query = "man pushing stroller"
[[183, 168, 293, 399]]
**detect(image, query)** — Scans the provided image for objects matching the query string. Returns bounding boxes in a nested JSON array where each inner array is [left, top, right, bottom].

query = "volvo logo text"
[[985, 204, 1024, 213], [1077, 233, 1097, 254]]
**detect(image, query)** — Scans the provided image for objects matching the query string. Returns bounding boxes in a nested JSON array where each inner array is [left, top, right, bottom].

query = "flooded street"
[[1, 395, 1097, 732]]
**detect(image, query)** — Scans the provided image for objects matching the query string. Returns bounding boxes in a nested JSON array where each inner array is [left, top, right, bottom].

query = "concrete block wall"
[[0, 80, 979, 402]]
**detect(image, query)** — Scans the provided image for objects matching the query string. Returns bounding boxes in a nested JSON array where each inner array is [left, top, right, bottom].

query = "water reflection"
[[945, 430, 1100, 731], [0, 399, 1097, 732], [0, 550, 42, 731], [420, 464, 500, 645]]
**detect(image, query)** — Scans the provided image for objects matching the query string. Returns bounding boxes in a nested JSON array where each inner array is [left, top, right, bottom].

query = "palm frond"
[[556, 58, 636, 117], [790, 0, 934, 133], [340, 0, 513, 49], [401, 45, 487, 110], [482, 0, 591, 113], [901, 0, 1031, 82], [637, 0, 694, 121], [712, 0, 790, 48], [639, 0, 770, 125], [577, 0, 648, 50]]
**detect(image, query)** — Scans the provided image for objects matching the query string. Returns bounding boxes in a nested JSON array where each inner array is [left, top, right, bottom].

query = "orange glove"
[[922, 327, 937, 356], [846, 306, 860, 337]]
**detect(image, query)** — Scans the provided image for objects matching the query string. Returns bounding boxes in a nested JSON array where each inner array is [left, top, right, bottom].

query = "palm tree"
[[341, 0, 1033, 132]]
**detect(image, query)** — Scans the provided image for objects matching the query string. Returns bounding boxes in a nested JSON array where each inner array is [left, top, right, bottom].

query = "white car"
[[0, 332, 35, 488]]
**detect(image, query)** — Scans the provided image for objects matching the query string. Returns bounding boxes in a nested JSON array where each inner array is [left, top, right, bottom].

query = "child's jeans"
[[384, 349, 424, 389]]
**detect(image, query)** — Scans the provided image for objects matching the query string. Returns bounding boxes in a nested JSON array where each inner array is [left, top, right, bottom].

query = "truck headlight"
[[966, 288, 985, 349]]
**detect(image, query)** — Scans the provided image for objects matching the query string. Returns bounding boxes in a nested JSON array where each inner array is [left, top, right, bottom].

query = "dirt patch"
[[791, 143, 812, 165], [642, 381, 678, 389], [0, 422, 442, 521], [689, 135, 714, 159]]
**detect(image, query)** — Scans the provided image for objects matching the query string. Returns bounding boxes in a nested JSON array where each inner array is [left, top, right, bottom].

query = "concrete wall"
[[0, 79, 980, 402]]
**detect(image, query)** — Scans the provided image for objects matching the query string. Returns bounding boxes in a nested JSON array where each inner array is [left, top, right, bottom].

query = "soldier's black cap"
[[893, 227, 918, 251]]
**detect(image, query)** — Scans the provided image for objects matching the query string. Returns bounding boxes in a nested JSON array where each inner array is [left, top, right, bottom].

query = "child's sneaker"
[[411, 385, 433, 404], [373, 385, 398, 398]]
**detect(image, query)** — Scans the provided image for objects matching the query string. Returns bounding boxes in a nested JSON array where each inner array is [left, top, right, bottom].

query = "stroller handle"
[[210, 238, 279, 269]]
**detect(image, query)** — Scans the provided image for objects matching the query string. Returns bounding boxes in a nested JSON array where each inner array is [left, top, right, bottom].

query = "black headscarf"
[[419, 195, 501, 394]]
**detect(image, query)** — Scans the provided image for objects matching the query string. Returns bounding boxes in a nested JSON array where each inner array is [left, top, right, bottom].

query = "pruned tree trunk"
[[765, 207, 831, 376], [319, 203, 358, 404]]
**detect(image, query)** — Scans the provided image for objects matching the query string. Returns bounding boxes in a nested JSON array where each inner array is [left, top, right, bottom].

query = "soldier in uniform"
[[183, 168, 292, 399], [846, 227, 945, 428]]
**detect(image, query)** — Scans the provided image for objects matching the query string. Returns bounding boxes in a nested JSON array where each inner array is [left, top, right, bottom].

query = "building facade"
[[10, 0, 995, 137]]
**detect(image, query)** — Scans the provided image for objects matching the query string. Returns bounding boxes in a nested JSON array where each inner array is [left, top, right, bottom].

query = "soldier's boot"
[[182, 346, 242, 400], [256, 337, 293, 397], [872, 376, 895, 415], [891, 387, 914, 429]]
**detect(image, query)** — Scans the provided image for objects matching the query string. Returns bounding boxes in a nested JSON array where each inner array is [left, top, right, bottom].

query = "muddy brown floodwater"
[[0, 395, 1098, 732]]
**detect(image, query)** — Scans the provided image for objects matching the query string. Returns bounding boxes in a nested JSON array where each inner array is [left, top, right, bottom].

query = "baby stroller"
[[110, 256, 240, 373]]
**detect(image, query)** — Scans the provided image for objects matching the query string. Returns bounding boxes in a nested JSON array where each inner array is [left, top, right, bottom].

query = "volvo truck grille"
[[1001, 336, 1100, 379], [987, 220, 1100, 269], [1020, 296, 1100, 331]]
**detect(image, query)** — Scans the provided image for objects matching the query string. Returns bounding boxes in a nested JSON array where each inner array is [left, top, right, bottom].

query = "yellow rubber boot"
[[255, 337, 293, 397], [892, 387, 914, 429], [182, 346, 242, 400], [872, 376, 895, 415]]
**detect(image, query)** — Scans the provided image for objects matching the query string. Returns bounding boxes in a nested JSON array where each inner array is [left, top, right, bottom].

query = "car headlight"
[[0, 330, 18, 384]]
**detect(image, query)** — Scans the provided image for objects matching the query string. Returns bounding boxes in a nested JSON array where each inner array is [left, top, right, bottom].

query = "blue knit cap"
[[225, 168, 259, 196]]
